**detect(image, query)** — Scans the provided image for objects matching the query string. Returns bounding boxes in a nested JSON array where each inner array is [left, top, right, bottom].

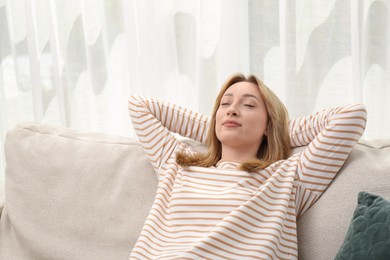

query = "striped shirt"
[[128, 95, 367, 260]]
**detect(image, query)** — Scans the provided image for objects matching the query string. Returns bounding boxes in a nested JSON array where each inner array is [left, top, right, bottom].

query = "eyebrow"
[[223, 93, 260, 101]]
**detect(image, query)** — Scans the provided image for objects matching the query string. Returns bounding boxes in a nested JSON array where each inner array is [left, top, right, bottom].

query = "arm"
[[128, 95, 209, 171], [289, 103, 367, 216]]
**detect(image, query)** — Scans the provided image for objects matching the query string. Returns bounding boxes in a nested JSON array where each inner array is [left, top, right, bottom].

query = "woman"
[[128, 74, 367, 260]]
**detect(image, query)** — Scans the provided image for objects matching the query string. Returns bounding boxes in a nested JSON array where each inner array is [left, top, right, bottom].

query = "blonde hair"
[[176, 73, 291, 172]]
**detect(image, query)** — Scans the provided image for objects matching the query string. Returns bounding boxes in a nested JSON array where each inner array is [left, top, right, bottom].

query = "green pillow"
[[335, 192, 390, 260]]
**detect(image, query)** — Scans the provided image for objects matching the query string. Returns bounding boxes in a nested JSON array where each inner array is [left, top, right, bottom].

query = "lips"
[[223, 120, 241, 127]]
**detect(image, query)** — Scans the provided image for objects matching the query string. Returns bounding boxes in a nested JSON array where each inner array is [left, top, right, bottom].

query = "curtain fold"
[[1, 0, 389, 183]]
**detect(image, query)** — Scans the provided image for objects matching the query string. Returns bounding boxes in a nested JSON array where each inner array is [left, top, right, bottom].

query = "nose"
[[227, 107, 239, 116]]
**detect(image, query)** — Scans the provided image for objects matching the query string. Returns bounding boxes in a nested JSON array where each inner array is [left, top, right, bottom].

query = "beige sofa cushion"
[[0, 123, 158, 260]]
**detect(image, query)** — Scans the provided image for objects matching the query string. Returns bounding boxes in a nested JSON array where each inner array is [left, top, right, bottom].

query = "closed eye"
[[244, 104, 255, 107]]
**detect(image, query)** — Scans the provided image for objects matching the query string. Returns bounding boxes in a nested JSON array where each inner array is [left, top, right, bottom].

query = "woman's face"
[[215, 81, 268, 153]]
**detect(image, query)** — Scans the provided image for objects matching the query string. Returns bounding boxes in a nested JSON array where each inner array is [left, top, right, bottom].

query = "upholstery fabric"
[[297, 144, 390, 259], [0, 122, 158, 260]]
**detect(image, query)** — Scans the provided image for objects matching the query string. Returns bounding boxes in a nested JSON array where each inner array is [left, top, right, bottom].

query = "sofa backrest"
[[0, 123, 158, 260]]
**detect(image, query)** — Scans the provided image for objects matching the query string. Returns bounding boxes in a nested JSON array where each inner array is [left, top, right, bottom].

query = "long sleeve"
[[289, 103, 367, 216], [129, 101, 368, 259], [128, 95, 209, 172]]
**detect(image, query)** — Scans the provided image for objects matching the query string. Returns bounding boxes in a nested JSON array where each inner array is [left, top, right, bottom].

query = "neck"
[[220, 145, 258, 163]]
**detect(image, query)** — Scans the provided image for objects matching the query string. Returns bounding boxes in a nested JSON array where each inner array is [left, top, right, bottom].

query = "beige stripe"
[[172, 196, 247, 202], [322, 131, 361, 141], [301, 191, 319, 216], [194, 244, 236, 260], [304, 146, 344, 166], [213, 234, 296, 259], [132, 244, 160, 258], [151, 207, 225, 224], [221, 224, 297, 253], [309, 139, 350, 155], [231, 211, 296, 238], [148, 212, 216, 228], [139, 230, 201, 245], [302, 162, 337, 175], [298, 189, 310, 214], [335, 115, 367, 122], [186, 250, 207, 259], [184, 110, 192, 137], [250, 199, 296, 219], [130, 250, 150, 259], [223, 218, 297, 244], [144, 222, 209, 236], [298, 176, 328, 187], [137, 127, 165, 143], [203, 238, 280, 260], [331, 122, 366, 129], [183, 174, 246, 184], [142, 134, 175, 158], [178, 107, 186, 134], [133, 117, 161, 131]]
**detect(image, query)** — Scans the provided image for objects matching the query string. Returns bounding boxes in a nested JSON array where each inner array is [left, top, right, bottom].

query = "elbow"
[[337, 103, 368, 131], [347, 103, 368, 131], [355, 103, 368, 125]]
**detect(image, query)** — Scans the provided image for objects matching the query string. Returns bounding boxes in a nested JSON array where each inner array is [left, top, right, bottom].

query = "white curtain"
[[1, 0, 390, 183]]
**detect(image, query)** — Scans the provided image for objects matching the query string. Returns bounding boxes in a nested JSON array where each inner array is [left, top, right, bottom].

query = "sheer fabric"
[[0, 0, 389, 182]]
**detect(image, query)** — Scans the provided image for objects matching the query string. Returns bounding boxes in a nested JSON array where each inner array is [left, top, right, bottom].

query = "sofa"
[[0, 122, 389, 260]]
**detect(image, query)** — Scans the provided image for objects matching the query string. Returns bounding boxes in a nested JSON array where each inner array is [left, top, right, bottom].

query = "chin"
[[217, 133, 237, 141]]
